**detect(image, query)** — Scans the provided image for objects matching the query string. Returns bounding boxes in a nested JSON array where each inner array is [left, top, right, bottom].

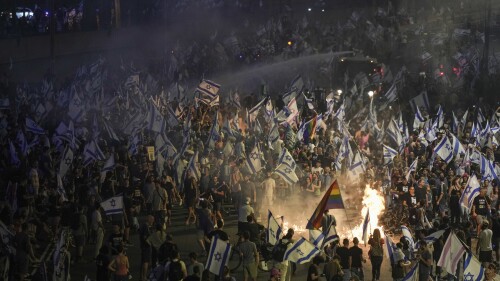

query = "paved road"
[[69, 197, 397, 281]]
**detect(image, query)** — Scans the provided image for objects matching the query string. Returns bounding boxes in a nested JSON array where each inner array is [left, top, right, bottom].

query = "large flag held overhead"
[[437, 232, 466, 277], [278, 148, 296, 170], [459, 175, 481, 211], [463, 253, 484, 281], [268, 211, 283, 246], [246, 144, 263, 174], [383, 144, 398, 165], [205, 237, 231, 276], [306, 180, 344, 229], [197, 80, 221, 100], [100, 195, 124, 215], [283, 237, 320, 264], [406, 158, 418, 182], [434, 136, 454, 163], [274, 164, 299, 184], [308, 229, 325, 248], [25, 117, 45, 134]]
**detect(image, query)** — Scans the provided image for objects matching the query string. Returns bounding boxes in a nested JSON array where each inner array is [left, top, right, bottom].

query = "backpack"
[[272, 239, 291, 262], [168, 260, 183, 281]]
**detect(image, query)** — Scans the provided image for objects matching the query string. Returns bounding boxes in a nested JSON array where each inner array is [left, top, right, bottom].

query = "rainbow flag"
[[306, 180, 345, 229], [302, 115, 317, 143]]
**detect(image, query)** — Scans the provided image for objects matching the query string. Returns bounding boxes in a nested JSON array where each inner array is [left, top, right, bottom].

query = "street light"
[[368, 91, 374, 98], [337, 89, 342, 95]]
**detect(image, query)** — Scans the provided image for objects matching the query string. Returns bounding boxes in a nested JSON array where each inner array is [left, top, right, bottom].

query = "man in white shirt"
[[238, 197, 255, 233], [261, 171, 275, 220], [91, 202, 104, 258]]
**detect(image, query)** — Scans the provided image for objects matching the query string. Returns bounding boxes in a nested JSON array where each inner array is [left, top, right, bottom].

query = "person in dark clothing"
[[491, 210, 500, 263], [239, 215, 264, 246], [349, 237, 365, 280], [158, 234, 179, 263], [307, 255, 324, 281], [206, 219, 229, 251], [336, 238, 352, 280], [140, 215, 155, 281], [95, 245, 111, 281]]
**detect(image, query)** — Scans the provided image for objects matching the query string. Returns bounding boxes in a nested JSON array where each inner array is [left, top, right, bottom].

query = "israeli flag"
[[197, 80, 221, 99], [415, 230, 445, 249], [451, 111, 460, 133], [322, 224, 339, 248], [206, 237, 231, 276], [480, 155, 499, 181], [59, 146, 74, 178], [463, 253, 484, 281], [308, 229, 325, 248], [406, 158, 418, 181], [283, 237, 320, 264], [268, 211, 283, 246], [449, 133, 465, 157], [278, 148, 296, 170], [434, 136, 454, 163], [435, 105, 444, 128], [303, 93, 314, 110], [100, 195, 124, 215], [246, 144, 263, 174], [413, 106, 426, 129], [385, 233, 397, 265], [383, 144, 398, 165], [401, 225, 415, 259], [402, 262, 419, 281], [274, 164, 299, 184], [25, 117, 45, 134], [187, 151, 201, 181]]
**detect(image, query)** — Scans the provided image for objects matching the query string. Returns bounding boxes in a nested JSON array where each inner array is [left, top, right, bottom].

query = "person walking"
[[478, 221, 494, 268], [324, 255, 344, 281], [349, 237, 366, 280], [337, 238, 352, 281], [237, 231, 259, 281], [108, 244, 129, 281], [92, 202, 105, 258], [368, 229, 384, 281], [151, 178, 168, 230]]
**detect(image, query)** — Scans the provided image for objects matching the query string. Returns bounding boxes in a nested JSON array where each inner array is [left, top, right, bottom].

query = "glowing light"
[[307, 8, 312, 11], [368, 91, 374, 98], [287, 41, 293, 46], [282, 221, 306, 237], [339, 185, 385, 244], [336, 89, 342, 95]]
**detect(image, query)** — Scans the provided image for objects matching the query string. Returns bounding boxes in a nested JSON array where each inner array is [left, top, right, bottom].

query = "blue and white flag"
[[362, 208, 371, 245], [278, 148, 296, 170], [83, 140, 105, 166], [283, 237, 320, 264], [58, 146, 73, 178], [480, 155, 499, 181], [409, 91, 430, 113], [101, 154, 115, 173], [303, 93, 314, 110], [451, 111, 460, 134], [471, 122, 478, 139], [322, 224, 339, 248], [206, 237, 231, 276], [415, 230, 446, 250], [383, 144, 398, 165], [197, 80, 220, 100], [9, 140, 20, 166], [463, 253, 484, 281], [477, 108, 486, 124], [308, 229, 325, 248], [347, 152, 366, 183], [147, 103, 166, 133], [267, 210, 282, 246], [274, 164, 299, 184], [402, 263, 419, 281], [267, 122, 280, 149], [248, 97, 267, 124], [333, 103, 345, 121], [434, 136, 454, 163], [68, 92, 85, 122], [100, 195, 124, 215], [246, 144, 263, 174], [25, 117, 45, 134], [187, 151, 201, 181], [401, 225, 415, 259], [207, 114, 221, 150], [386, 119, 403, 149], [449, 133, 465, 158], [128, 134, 140, 156], [435, 105, 444, 128], [155, 133, 177, 158], [413, 106, 426, 129], [385, 233, 398, 265]]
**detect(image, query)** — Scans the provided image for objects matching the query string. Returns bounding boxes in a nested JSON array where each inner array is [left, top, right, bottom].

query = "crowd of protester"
[[1, 0, 500, 281]]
